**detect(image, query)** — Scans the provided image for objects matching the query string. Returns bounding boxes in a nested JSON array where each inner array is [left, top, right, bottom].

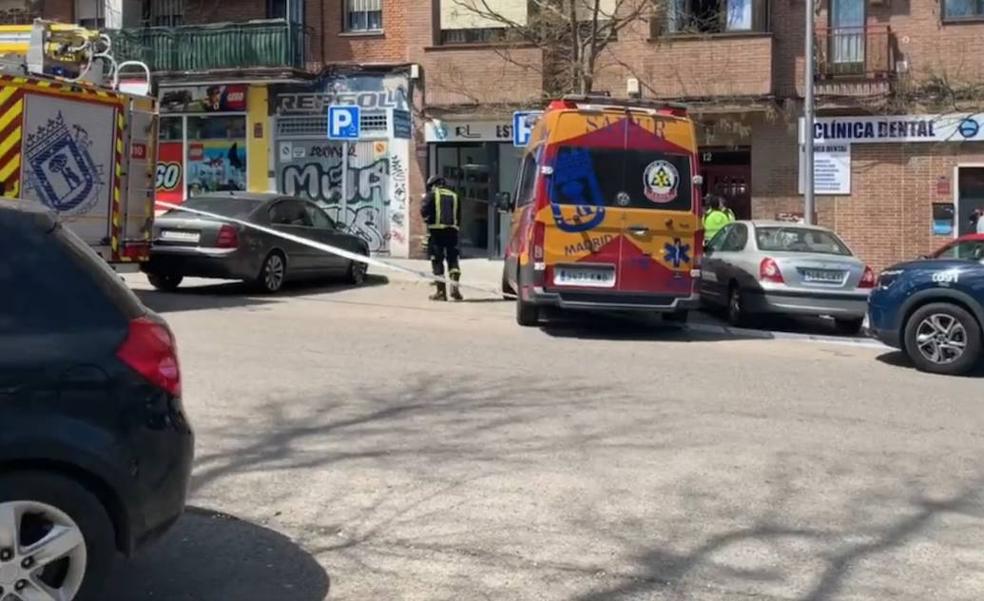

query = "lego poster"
[[186, 140, 246, 196], [160, 85, 248, 114], [155, 141, 184, 209]]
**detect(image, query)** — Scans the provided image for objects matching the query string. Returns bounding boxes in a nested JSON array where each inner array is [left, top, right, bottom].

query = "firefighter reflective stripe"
[[0, 86, 24, 198], [111, 111, 125, 258], [432, 188, 459, 229]]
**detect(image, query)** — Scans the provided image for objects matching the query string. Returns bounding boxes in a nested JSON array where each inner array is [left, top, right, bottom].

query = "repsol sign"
[[276, 90, 408, 114]]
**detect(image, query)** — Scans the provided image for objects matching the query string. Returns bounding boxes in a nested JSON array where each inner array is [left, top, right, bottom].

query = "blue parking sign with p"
[[328, 105, 361, 140], [512, 111, 540, 147]]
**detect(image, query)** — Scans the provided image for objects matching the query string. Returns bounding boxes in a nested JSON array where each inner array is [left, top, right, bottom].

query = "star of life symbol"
[[663, 238, 691, 268], [25, 112, 105, 216]]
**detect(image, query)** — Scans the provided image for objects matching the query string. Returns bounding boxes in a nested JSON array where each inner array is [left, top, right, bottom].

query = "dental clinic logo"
[[958, 118, 980, 139], [25, 112, 104, 216]]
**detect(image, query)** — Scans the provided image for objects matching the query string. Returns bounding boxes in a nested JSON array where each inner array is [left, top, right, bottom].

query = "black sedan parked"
[[143, 193, 370, 293]]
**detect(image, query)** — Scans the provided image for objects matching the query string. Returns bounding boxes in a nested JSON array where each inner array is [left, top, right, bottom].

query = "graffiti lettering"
[[323, 205, 387, 253], [282, 159, 390, 206], [156, 162, 181, 191]]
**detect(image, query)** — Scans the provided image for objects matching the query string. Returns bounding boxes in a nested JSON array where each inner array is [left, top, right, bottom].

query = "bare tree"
[[446, 0, 660, 96]]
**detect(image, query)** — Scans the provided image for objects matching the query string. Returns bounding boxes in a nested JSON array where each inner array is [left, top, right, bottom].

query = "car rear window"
[[550, 147, 693, 212], [166, 197, 263, 219], [0, 209, 142, 335], [755, 227, 852, 256]]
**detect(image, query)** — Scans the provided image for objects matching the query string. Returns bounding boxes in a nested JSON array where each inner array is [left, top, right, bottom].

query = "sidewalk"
[[376, 257, 505, 287]]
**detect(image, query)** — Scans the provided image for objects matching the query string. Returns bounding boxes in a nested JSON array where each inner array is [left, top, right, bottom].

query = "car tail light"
[[117, 317, 181, 397], [215, 225, 239, 249], [532, 221, 546, 262], [859, 265, 877, 289], [759, 257, 784, 283]]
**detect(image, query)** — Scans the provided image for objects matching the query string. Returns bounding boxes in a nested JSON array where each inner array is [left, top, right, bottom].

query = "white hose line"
[[155, 202, 517, 299]]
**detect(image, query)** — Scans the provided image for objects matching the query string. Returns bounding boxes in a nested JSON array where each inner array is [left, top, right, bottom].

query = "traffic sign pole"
[[341, 141, 349, 225]]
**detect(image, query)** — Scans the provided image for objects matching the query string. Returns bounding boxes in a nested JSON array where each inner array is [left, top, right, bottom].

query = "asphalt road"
[[106, 273, 984, 601]]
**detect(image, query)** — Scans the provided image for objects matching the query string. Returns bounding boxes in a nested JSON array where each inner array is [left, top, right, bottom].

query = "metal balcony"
[[815, 25, 895, 80], [109, 19, 309, 74]]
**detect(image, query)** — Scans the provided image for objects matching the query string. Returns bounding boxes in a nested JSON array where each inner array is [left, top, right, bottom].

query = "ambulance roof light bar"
[[551, 94, 689, 117]]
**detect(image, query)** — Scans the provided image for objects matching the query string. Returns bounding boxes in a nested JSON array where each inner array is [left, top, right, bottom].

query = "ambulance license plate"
[[554, 265, 616, 288]]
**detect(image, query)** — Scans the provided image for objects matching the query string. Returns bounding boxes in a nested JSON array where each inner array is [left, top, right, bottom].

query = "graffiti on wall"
[[279, 140, 392, 253]]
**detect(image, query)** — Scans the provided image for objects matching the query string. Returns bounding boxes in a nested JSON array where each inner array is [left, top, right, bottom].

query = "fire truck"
[[0, 20, 158, 265]]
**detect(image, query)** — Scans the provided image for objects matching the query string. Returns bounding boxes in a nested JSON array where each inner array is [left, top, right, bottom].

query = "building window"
[[943, 0, 984, 19], [663, 0, 769, 34], [75, 0, 104, 28], [345, 0, 382, 32], [439, 0, 526, 44], [141, 0, 184, 27], [0, 0, 39, 25], [268, 0, 304, 23]]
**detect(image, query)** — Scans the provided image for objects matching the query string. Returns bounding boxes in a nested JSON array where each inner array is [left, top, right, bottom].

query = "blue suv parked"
[[867, 237, 984, 375]]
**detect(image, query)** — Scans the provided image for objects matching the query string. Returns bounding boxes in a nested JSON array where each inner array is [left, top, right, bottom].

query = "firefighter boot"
[[429, 281, 448, 301], [449, 272, 463, 301]]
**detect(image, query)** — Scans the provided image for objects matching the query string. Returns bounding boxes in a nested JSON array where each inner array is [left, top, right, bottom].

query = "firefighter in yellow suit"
[[420, 175, 463, 301]]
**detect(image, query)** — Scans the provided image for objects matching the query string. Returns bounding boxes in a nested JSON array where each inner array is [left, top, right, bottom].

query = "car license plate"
[[802, 269, 844, 283], [554, 266, 616, 288], [160, 230, 200, 243]]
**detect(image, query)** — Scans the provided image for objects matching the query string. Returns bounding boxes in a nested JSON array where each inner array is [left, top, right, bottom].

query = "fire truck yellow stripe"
[[0, 125, 19, 157], [0, 154, 20, 182], [0, 85, 17, 107], [0, 100, 22, 133]]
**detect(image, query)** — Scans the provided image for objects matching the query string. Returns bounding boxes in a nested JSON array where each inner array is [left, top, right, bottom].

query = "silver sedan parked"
[[699, 221, 875, 333]]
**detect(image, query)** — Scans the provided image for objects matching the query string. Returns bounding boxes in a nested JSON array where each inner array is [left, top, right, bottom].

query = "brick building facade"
[[23, 0, 984, 264]]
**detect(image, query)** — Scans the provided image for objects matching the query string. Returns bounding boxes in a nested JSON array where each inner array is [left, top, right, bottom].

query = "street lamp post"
[[803, 0, 816, 224]]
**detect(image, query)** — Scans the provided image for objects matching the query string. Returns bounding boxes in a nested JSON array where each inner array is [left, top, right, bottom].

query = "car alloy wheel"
[[0, 500, 87, 600], [728, 287, 745, 326], [262, 253, 286, 292], [914, 313, 968, 365]]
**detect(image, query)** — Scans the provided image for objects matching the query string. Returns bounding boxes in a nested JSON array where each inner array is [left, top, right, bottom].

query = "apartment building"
[[18, 0, 415, 255], [407, 0, 984, 268], [15, 1, 984, 263]]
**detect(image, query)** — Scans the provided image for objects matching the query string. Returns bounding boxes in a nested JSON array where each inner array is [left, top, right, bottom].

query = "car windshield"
[[933, 240, 984, 260], [755, 227, 852, 256], [165, 197, 263, 220]]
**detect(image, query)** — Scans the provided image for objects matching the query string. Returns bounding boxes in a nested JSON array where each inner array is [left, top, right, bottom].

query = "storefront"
[[155, 84, 271, 208], [777, 111, 984, 269], [271, 69, 413, 257], [424, 116, 523, 258]]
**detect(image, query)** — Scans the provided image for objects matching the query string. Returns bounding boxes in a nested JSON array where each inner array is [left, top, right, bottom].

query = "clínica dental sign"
[[800, 114, 984, 144]]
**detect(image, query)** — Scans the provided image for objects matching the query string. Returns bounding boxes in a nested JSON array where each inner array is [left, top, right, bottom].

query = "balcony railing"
[[108, 19, 308, 74], [815, 25, 894, 79]]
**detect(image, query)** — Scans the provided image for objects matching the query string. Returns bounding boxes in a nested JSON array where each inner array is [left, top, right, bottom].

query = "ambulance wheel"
[[147, 273, 183, 292], [516, 296, 540, 327]]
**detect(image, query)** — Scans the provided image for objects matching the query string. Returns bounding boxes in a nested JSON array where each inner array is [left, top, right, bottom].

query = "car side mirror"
[[495, 191, 513, 212], [703, 243, 712, 255], [919, 254, 929, 260]]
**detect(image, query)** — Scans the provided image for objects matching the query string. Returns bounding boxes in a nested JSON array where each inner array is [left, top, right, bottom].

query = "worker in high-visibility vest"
[[703, 195, 734, 242], [420, 175, 463, 301]]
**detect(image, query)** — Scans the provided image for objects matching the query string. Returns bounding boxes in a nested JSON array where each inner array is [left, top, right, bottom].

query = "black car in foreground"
[[144, 193, 371, 293], [0, 203, 194, 600]]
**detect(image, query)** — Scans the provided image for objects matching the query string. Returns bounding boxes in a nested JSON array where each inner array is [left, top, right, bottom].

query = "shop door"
[[704, 164, 751, 219], [957, 167, 984, 236]]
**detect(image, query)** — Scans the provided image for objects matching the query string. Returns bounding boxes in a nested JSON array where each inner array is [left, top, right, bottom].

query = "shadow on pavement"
[[104, 507, 330, 601], [542, 311, 769, 343], [136, 275, 389, 314], [877, 350, 984, 378]]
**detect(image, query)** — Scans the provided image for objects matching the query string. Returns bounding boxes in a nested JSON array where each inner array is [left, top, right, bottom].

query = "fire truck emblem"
[[24, 112, 104, 215]]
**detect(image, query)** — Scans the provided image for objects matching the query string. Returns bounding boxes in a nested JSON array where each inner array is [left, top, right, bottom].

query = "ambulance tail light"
[[859, 265, 877, 289], [759, 258, 785, 284], [532, 221, 546, 263]]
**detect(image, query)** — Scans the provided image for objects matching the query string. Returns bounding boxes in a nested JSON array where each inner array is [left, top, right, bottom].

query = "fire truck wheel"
[[147, 273, 184, 292]]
